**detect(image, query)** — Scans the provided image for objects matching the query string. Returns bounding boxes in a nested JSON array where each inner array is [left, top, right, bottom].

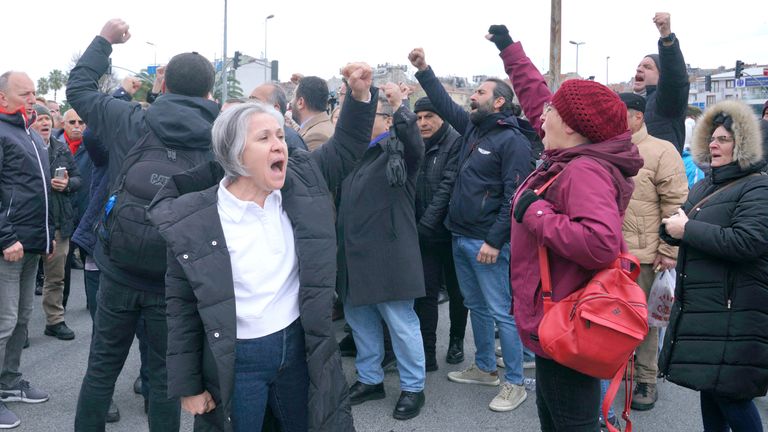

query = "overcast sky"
[[6, 0, 767, 100]]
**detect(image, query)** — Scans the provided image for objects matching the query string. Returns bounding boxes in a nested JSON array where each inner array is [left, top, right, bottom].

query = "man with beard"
[[291, 76, 334, 151], [409, 48, 533, 412], [632, 12, 689, 153]]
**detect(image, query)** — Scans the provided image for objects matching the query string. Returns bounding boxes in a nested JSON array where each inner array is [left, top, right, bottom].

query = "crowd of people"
[[0, 11, 766, 432]]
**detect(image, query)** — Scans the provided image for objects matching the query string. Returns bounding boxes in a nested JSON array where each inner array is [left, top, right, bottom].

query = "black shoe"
[[22, 336, 29, 349], [349, 381, 385, 406], [144, 398, 148, 414], [393, 390, 425, 420], [133, 376, 142, 395], [338, 334, 357, 357], [381, 350, 397, 371], [44, 322, 75, 340], [446, 337, 464, 364], [600, 415, 622, 431], [71, 255, 84, 270], [106, 399, 120, 423], [34, 285, 42, 296]]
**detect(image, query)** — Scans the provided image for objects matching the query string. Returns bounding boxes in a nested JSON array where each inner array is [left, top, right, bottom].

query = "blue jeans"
[[0, 254, 38, 388], [452, 235, 523, 385], [599, 379, 616, 419], [344, 299, 425, 392], [536, 356, 600, 432], [232, 319, 309, 432], [700, 391, 763, 432], [75, 273, 180, 432]]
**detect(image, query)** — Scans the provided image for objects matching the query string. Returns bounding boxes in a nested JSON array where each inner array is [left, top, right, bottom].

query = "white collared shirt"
[[217, 178, 300, 339]]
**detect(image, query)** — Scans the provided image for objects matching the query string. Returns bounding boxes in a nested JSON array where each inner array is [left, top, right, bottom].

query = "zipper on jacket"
[[28, 129, 50, 255]]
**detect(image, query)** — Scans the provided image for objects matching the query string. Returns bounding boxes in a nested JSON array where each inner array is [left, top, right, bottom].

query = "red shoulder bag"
[[533, 173, 649, 432]]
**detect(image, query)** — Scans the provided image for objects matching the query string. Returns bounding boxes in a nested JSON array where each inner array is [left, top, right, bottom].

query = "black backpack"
[[99, 130, 212, 279]]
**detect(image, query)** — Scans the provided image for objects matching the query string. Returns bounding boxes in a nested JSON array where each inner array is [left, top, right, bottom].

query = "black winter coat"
[[46, 137, 81, 238], [0, 110, 53, 254], [148, 89, 376, 432], [644, 34, 689, 154], [337, 106, 425, 307], [415, 66, 533, 249], [415, 122, 461, 242], [659, 163, 768, 399]]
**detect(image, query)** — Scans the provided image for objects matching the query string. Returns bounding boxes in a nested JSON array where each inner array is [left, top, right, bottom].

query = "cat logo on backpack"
[[98, 130, 212, 279]]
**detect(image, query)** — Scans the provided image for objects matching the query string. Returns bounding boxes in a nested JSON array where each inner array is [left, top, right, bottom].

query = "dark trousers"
[[535, 356, 600, 432], [74, 272, 179, 432], [233, 319, 309, 432], [700, 391, 763, 432], [415, 240, 467, 358]]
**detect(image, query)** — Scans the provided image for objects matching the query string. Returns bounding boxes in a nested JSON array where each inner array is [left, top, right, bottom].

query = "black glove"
[[513, 189, 541, 223], [384, 137, 406, 187], [488, 25, 514, 52]]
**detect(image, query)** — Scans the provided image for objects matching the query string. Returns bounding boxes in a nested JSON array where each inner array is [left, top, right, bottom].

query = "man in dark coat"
[[0, 71, 54, 430], [338, 83, 427, 420], [409, 47, 532, 412], [30, 104, 81, 342], [632, 12, 689, 153], [67, 18, 219, 431], [412, 97, 467, 369]]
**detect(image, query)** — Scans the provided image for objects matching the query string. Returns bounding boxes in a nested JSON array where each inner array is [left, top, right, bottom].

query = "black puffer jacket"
[[148, 88, 376, 432], [0, 109, 53, 254], [660, 100, 768, 399], [46, 136, 81, 238], [415, 122, 461, 242]]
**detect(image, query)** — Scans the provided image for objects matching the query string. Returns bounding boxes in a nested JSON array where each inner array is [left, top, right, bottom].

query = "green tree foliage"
[[48, 69, 65, 102], [37, 78, 50, 98]]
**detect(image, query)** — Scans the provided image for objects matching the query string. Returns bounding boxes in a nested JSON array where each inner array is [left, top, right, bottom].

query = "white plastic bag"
[[648, 269, 676, 327]]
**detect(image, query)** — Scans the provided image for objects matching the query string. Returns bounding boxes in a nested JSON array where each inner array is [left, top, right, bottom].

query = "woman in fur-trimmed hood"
[[659, 99, 768, 431]]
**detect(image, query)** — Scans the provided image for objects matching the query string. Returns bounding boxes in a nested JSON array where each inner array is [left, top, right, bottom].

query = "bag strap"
[[603, 357, 635, 432], [686, 173, 761, 217], [532, 173, 561, 313]]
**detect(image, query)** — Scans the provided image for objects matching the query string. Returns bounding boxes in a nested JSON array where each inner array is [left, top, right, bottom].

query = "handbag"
[[532, 172, 649, 432]]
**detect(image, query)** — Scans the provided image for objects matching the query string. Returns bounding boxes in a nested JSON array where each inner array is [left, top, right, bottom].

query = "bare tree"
[[69, 51, 120, 95]]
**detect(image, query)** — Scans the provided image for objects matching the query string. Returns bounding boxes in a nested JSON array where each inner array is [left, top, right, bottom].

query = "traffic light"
[[735, 60, 745, 79], [233, 51, 242, 70]]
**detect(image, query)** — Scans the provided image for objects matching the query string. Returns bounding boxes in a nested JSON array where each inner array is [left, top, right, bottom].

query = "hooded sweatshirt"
[[510, 132, 643, 357]]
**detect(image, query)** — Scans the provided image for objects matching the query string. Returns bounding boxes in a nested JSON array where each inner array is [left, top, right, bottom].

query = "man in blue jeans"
[[409, 47, 534, 412]]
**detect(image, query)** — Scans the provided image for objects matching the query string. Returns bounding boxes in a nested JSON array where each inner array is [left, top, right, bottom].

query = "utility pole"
[[221, 0, 228, 103], [549, 0, 561, 92]]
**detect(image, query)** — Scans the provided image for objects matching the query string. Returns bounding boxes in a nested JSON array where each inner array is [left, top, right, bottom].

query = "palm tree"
[[37, 78, 50, 98], [48, 69, 65, 102]]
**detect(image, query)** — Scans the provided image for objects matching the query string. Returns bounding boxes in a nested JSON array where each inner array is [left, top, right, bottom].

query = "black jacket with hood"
[[66, 36, 219, 292], [659, 100, 768, 399], [46, 136, 82, 238], [0, 109, 53, 254]]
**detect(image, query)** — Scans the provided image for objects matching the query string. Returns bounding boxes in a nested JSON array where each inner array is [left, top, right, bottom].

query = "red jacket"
[[510, 136, 643, 357]]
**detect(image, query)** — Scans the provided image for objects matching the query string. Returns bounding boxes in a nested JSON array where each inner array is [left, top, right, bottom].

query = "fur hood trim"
[[692, 100, 763, 170]]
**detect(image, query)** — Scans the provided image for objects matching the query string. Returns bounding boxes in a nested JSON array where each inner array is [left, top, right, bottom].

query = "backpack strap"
[[603, 358, 635, 432], [532, 173, 561, 314]]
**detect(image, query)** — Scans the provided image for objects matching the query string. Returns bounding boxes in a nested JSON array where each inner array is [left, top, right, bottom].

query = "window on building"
[[713, 81, 720, 91], [707, 95, 716, 105], [726, 80, 735, 88]]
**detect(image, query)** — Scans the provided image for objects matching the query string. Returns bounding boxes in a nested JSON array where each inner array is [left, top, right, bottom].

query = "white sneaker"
[[447, 363, 500, 386], [497, 356, 505, 368], [489, 382, 527, 412]]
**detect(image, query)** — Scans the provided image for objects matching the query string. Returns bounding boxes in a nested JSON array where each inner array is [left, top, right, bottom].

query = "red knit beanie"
[[551, 79, 628, 143]]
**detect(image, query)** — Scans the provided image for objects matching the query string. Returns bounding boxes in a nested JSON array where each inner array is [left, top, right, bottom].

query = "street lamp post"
[[569, 40, 585, 76], [264, 14, 274, 83], [145, 41, 157, 69], [222, 0, 228, 103], [606, 56, 610, 85]]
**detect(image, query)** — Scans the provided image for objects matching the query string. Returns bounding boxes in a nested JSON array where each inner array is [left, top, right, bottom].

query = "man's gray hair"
[[212, 102, 285, 178], [0, 71, 14, 92]]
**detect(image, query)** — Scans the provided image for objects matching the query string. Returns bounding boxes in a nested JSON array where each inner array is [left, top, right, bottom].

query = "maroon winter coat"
[[510, 134, 643, 357]]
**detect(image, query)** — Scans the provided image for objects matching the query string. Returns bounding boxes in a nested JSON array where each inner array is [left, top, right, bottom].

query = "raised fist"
[[486, 25, 513, 52], [99, 19, 131, 45], [408, 48, 428, 72]]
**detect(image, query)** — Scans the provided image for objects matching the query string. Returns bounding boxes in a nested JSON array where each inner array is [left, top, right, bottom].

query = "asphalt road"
[[12, 269, 768, 431]]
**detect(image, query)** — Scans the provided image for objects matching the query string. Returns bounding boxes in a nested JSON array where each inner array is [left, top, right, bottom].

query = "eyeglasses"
[[542, 102, 553, 115], [67, 120, 85, 126], [710, 135, 733, 144], [375, 112, 391, 118]]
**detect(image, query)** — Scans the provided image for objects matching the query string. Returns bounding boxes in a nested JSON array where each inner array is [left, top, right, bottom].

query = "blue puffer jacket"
[[0, 109, 54, 254]]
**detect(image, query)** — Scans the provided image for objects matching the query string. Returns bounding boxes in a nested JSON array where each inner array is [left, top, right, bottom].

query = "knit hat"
[[33, 104, 52, 121], [551, 79, 628, 143], [645, 54, 660, 71], [414, 97, 438, 114], [619, 92, 646, 113]]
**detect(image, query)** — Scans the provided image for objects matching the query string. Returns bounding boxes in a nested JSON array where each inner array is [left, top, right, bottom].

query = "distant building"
[[689, 65, 768, 115]]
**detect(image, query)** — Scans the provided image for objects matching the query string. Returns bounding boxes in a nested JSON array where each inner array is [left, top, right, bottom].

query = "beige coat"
[[623, 124, 689, 263], [300, 112, 335, 151]]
